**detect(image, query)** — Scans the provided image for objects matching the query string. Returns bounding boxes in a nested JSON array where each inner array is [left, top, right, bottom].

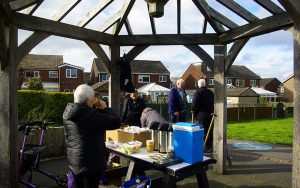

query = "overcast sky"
[[18, 0, 294, 81]]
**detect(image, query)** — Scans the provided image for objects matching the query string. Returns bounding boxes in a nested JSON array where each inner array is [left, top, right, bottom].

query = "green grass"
[[227, 118, 293, 145]]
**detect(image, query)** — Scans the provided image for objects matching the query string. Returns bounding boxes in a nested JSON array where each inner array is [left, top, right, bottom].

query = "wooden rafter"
[[0, 19, 8, 70], [22, 0, 43, 15], [184, 45, 214, 70], [202, 17, 207, 33], [254, 0, 285, 14], [225, 38, 249, 73], [210, 8, 238, 29], [217, 0, 259, 23], [177, 0, 181, 34], [147, 5, 156, 35], [220, 12, 292, 43], [86, 41, 111, 73], [192, 0, 224, 33], [13, 13, 113, 44], [115, 33, 219, 46], [124, 45, 149, 63], [52, 0, 81, 22], [278, 0, 300, 19], [9, 0, 40, 11], [78, 0, 113, 27], [124, 18, 133, 35], [114, 0, 135, 35], [0, 1, 12, 20]]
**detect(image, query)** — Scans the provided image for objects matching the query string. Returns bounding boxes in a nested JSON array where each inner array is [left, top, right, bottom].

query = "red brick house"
[[259, 78, 282, 95], [182, 62, 261, 90], [90, 58, 171, 89], [18, 54, 84, 92]]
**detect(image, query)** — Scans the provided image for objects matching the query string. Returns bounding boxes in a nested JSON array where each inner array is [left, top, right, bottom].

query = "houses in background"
[[282, 74, 295, 102], [18, 54, 84, 92]]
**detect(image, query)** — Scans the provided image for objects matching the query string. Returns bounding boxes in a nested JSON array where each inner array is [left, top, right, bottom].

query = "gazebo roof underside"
[[0, 0, 293, 46]]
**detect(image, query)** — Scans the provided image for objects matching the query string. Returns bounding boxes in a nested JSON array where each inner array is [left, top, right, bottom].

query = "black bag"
[[119, 57, 135, 93]]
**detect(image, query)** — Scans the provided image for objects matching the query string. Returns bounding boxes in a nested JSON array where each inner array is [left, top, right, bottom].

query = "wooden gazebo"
[[0, 0, 299, 187]]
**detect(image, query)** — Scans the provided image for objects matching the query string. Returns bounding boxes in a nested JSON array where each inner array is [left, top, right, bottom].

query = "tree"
[[25, 77, 44, 90]]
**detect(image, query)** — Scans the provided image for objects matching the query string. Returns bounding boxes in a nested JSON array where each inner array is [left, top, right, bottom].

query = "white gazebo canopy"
[[252, 87, 277, 102], [138, 83, 170, 102]]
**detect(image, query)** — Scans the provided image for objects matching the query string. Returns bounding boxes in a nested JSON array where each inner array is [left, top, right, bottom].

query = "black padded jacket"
[[63, 103, 121, 175]]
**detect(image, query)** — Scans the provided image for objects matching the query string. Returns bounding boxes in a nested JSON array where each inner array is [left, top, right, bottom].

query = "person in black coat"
[[191, 79, 214, 152], [121, 90, 146, 127], [63, 84, 120, 188]]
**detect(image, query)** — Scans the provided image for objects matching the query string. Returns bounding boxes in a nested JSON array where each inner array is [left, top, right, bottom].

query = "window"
[[25, 70, 39, 78], [49, 71, 58, 78], [227, 79, 232, 85], [235, 79, 244, 87], [159, 76, 167, 82], [250, 80, 257, 87], [66, 69, 77, 78], [235, 79, 240, 86], [209, 79, 214, 85], [100, 73, 109, 81], [138, 75, 150, 83]]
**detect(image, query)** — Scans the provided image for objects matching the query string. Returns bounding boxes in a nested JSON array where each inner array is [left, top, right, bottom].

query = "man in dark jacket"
[[63, 84, 120, 188], [192, 79, 214, 152], [168, 78, 187, 123]]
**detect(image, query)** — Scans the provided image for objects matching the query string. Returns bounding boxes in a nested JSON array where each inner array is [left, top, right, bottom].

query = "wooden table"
[[106, 145, 216, 188]]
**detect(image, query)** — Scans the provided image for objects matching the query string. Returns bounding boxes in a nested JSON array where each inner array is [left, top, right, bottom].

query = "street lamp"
[[145, 0, 169, 18]]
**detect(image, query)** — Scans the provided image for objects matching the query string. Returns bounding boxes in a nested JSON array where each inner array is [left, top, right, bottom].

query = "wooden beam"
[[114, 0, 135, 35], [225, 38, 249, 73], [124, 18, 133, 35], [77, 0, 113, 27], [202, 17, 207, 33], [0, 19, 8, 70], [109, 44, 120, 114], [217, 0, 259, 23], [99, 12, 120, 32], [177, 0, 181, 34], [0, 1, 12, 20], [116, 33, 219, 45], [85, 41, 111, 73], [278, 0, 300, 20], [124, 45, 149, 63], [254, 0, 285, 14], [17, 32, 48, 63], [220, 13, 293, 43], [184, 45, 214, 71], [210, 8, 238, 29], [9, 0, 40, 11], [52, 0, 81, 22], [22, 0, 43, 15], [213, 43, 227, 175], [192, 0, 224, 33], [13, 13, 114, 45]]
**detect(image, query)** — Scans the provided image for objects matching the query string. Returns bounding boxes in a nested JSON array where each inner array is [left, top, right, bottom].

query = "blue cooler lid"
[[176, 122, 203, 129]]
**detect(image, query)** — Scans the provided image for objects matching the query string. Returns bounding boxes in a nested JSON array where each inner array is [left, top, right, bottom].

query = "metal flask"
[[149, 122, 160, 151], [168, 123, 174, 150], [158, 123, 169, 153]]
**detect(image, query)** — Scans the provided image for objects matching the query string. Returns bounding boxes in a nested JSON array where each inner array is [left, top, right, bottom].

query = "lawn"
[[227, 117, 293, 145]]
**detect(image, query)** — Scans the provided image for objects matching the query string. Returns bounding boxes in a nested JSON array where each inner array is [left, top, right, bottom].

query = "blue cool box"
[[173, 122, 204, 164]]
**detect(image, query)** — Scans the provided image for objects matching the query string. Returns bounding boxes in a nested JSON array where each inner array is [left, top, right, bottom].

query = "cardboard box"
[[106, 130, 151, 146], [173, 123, 204, 164]]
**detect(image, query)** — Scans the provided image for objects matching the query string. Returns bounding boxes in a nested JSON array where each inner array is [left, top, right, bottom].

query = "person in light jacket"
[[63, 84, 121, 188], [140, 107, 166, 128]]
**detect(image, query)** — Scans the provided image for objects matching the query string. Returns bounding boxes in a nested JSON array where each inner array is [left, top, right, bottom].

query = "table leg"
[[161, 174, 177, 188], [196, 169, 209, 188], [125, 161, 136, 181]]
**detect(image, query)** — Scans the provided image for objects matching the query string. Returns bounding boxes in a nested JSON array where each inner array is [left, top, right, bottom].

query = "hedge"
[[18, 90, 73, 124]]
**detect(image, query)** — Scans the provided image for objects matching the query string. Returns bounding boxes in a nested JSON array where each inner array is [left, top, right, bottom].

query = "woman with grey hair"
[[63, 84, 120, 188]]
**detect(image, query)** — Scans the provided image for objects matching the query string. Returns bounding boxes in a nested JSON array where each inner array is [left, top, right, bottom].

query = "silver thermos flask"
[[168, 123, 174, 150], [158, 123, 169, 153], [149, 122, 159, 151]]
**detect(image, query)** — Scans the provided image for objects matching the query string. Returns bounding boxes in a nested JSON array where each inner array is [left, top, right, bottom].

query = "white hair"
[[74, 84, 95, 103], [198, 79, 206, 88]]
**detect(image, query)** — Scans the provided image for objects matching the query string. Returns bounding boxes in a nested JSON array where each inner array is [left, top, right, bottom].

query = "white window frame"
[[208, 79, 214, 85], [235, 79, 239, 86], [138, 75, 150, 83], [100, 73, 109, 81], [66, 69, 77, 78], [159, 75, 167, 82], [49, 71, 58, 78], [25, 70, 40, 78], [227, 78, 232, 85], [250, 80, 257, 87]]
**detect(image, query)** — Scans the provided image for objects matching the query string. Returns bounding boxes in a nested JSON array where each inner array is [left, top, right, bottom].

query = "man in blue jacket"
[[168, 78, 187, 123]]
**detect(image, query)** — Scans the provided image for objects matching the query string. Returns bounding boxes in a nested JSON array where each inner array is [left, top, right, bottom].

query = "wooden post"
[[109, 44, 120, 115], [213, 43, 227, 174], [0, 24, 19, 188]]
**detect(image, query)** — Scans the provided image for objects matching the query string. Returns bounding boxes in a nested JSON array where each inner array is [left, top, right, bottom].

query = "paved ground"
[[22, 139, 292, 187]]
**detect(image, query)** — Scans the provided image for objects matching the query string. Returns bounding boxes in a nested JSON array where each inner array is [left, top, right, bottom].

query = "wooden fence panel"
[[227, 108, 238, 122], [255, 107, 273, 120], [238, 107, 254, 121]]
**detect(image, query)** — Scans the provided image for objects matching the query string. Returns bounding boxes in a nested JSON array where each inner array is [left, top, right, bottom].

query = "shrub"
[[25, 77, 44, 90]]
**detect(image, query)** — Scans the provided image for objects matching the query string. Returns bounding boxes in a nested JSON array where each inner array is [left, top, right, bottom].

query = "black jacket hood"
[[63, 103, 86, 120]]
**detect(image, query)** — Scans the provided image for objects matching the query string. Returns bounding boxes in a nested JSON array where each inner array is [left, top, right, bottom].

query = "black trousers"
[[73, 171, 101, 188]]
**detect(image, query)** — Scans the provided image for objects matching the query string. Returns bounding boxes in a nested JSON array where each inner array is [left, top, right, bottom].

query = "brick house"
[[18, 54, 84, 92], [90, 58, 171, 89], [259, 78, 282, 94], [282, 74, 294, 102], [182, 62, 261, 90]]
